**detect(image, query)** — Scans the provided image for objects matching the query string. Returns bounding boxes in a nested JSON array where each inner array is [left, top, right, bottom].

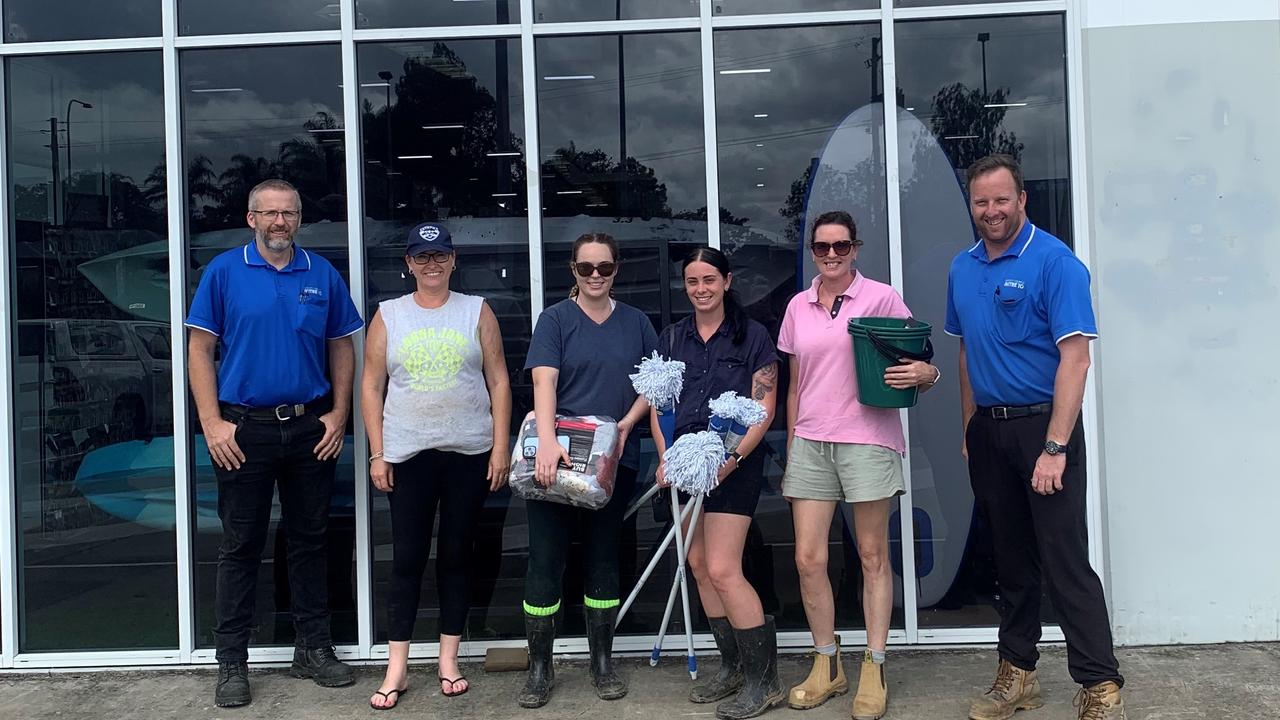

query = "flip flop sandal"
[[439, 675, 469, 697], [369, 687, 407, 710]]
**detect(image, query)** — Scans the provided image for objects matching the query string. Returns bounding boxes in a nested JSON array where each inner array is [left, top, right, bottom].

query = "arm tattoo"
[[752, 362, 778, 401]]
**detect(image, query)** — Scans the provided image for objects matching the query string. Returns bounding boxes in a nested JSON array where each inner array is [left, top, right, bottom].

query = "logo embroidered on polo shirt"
[[397, 327, 467, 392], [1003, 279, 1025, 290]]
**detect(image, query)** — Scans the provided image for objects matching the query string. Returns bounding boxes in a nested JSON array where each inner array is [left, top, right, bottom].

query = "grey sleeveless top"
[[381, 292, 492, 461]]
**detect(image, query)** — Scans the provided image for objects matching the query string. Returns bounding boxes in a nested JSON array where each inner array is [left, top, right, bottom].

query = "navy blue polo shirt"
[[185, 241, 363, 407], [945, 222, 1097, 407], [659, 316, 779, 438]]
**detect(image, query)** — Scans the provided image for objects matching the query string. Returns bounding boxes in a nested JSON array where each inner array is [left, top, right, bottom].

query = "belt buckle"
[[992, 406, 1009, 420], [274, 404, 305, 421]]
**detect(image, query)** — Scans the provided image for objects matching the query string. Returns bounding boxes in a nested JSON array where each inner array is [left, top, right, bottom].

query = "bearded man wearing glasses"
[[186, 178, 363, 708]]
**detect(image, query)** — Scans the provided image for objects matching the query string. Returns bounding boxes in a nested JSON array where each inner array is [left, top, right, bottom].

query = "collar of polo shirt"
[[967, 221, 1038, 263], [243, 241, 312, 272]]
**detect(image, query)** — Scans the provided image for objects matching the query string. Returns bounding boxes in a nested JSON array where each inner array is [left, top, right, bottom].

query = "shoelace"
[[313, 646, 339, 663], [1072, 687, 1109, 720], [219, 663, 247, 680], [986, 664, 1017, 698]]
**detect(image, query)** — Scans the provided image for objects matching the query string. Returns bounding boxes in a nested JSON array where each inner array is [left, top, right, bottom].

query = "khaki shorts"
[[783, 436, 905, 504]]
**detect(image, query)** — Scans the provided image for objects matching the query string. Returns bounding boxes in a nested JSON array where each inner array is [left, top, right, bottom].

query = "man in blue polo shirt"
[[186, 178, 363, 708], [946, 155, 1125, 720]]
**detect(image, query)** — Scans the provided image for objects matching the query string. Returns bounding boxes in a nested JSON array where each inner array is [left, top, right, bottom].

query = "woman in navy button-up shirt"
[[651, 247, 781, 715]]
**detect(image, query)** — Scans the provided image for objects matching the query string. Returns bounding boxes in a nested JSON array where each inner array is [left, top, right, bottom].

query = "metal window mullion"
[[530, 17, 699, 36], [173, 30, 342, 49], [710, 9, 881, 30], [162, 0, 195, 665], [520, 0, 544, 322], [353, 24, 520, 42], [0, 37, 164, 56], [879, 0, 920, 646], [892, 1, 1065, 20], [340, 0, 373, 660], [1063, 1, 1106, 584], [0, 55, 18, 669], [699, 0, 721, 249]]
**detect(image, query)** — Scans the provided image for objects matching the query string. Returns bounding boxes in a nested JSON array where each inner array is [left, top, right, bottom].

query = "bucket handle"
[[864, 327, 935, 364]]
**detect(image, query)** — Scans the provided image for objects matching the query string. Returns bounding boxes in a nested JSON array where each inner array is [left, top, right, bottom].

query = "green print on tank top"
[[397, 327, 468, 392]]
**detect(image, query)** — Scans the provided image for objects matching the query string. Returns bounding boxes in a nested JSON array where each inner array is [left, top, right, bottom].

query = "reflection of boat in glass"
[[74, 435, 356, 532]]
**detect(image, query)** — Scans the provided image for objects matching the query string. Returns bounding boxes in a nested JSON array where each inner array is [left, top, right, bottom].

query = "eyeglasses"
[[572, 261, 616, 278], [811, 241, 854, 257], [411, 251, 452, 265], [251, 209, 301, 222]]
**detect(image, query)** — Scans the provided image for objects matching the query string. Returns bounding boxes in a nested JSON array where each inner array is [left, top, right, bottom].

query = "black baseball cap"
[[406, 222, 454, 255]]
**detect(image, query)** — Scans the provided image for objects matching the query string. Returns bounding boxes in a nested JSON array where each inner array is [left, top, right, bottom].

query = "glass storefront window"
[[894, 13, 1070, 629], [356, 0, 518, 29], [4, 0, 159, 42], [178, 0, 339, 35], [714, 22, 903, 634], [180, 44, 357, 649], [713, 0, 876, 16], [534, 0, 696, 23], [6, 51, 176, 651], [358, 38, 533, 642]]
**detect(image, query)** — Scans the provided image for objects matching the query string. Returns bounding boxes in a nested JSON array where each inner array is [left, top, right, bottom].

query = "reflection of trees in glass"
[[777, 155, 885, 246], [362, 42, 524, 220], [672, 205, 749, 226], [925, 83, 1023, 173], [541, 143, 675, 221]]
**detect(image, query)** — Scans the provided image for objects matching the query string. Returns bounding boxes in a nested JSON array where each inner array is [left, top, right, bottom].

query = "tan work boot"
[[1073, 681, 1126, 719], [850, 650, 887, 720], [968, 659, 1044, 720], [788, 639, 848, 709]]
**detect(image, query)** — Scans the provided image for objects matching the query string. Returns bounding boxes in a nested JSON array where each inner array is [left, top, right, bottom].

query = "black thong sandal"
[[439, 675, 469, 697], [370, 687, 408, 710]]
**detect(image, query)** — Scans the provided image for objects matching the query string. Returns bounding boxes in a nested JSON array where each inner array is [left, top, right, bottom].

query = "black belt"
[[221, 396, 330, 422], [977, 402, 1052, 420]]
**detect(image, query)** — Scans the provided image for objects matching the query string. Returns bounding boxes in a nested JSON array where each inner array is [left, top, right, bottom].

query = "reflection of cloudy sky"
[[712, 0, 874, 14], [536, 32, 706, 216], [895, 15, 1069, 181], [6, 53, 165, 194], [4, 0, 157, 42], [532, 0, 695, 22], [178, 0, 338, 35], [714, 23, 883, 236], [356, 0, 518, 28], [182, 45, 343, 176]]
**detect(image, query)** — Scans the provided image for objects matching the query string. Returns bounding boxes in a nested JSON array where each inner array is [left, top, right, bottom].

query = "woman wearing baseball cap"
[[362, 222, 512, 709]]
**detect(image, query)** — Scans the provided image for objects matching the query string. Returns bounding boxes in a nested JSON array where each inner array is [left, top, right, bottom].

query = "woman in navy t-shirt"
[[519, 233, 657, 709]]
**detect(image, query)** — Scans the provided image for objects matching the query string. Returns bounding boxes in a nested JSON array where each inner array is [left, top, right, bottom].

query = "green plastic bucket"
[[847, 317, 934, 409]]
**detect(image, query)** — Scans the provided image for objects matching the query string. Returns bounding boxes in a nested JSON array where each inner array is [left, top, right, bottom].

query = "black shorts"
[[678, 449, 765, 517]]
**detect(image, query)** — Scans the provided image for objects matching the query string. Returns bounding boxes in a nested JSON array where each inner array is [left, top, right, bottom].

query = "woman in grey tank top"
[[360, 223, 512, 709]]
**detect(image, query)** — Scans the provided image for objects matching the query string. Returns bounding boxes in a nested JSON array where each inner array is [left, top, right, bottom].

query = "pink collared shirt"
[[778, 272, 912, 453]]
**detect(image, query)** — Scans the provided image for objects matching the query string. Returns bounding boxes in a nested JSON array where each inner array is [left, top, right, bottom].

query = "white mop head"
[[630, 351, 686, 408], [708, 391, 768, 428], [662, 430, 726, 495]]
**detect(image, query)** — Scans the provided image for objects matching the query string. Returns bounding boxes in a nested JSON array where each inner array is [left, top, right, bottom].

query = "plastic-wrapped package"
[[508, 413, 620, 509]]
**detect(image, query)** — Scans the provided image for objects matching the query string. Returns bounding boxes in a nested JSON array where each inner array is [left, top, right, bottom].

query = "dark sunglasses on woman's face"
[[411, 251, 452, 265], [572, 261, 617, 278], [811, 241, 854, 257]]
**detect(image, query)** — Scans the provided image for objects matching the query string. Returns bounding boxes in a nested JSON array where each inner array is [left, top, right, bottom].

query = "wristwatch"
[[729, 450, 744, 464], [1043, 440, 1068, 456]]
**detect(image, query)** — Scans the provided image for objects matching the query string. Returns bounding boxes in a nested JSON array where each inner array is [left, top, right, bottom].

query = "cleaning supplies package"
[[509, 414, 620, 509]]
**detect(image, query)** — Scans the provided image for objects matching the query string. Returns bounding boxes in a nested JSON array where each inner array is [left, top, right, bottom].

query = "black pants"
[[213, 410, 336, 662], [967, 412, 1123, 688], [524, 466, 638, 610], [385, 449, 490, 640]]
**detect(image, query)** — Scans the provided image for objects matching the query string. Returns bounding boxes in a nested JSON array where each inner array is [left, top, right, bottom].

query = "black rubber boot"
[[290, 644, 355, 688], [586, 606, 628, 700], [690, 617, 744, 703], [214, 660, 251, 708], [716, 616, 784, 720], [517, 613, 556, 708]]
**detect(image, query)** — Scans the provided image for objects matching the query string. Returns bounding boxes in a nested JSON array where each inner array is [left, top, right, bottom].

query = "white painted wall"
[[1079, 0, 1280, 643]]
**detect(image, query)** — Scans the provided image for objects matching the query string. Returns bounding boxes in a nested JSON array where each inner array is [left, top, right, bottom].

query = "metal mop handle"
[[650, 491, 705, 678], [617, 495, 699, 626]]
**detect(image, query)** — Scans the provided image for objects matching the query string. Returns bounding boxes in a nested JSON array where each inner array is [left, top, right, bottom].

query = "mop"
[[625, 351, 686, 519]]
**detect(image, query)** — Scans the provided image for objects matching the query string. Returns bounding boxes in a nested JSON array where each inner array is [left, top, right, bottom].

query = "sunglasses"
[[410, 251, 452, 265], [572, 261, 617, 278], [811, 241, 855, 257]]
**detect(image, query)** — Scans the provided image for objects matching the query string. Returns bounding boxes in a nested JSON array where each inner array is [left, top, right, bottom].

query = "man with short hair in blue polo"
[[186, 178, 363, 708], [947, 155, 1126, 720]]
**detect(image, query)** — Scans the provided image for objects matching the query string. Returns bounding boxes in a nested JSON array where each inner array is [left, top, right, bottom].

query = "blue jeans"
[[213, 408, 336, 662]]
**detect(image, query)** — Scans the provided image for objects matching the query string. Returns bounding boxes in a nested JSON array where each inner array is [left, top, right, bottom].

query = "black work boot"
[[518, 613, 556, 708], [586, 606, 628, 700], [690, 616, 744, 703], [290, 644, 355, 688], [716, 616, 785, 720], [214, 660, 251, 708]]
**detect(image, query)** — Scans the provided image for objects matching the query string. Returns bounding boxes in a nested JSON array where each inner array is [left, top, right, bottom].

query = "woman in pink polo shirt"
[[779, 211, 939, 720]]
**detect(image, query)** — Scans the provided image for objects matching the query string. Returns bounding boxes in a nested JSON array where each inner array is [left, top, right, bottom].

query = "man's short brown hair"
[[966, 154, 1024, 195], [247, 179, 300, 211]]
